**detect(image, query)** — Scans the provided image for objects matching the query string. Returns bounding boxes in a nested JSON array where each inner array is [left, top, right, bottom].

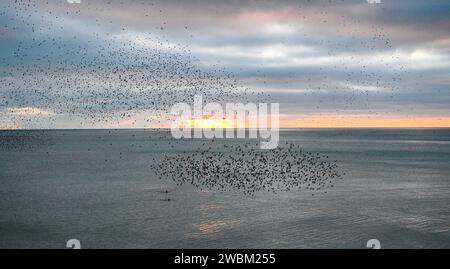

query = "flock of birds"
[[0, 0, 406, 129], [151, 140, 344, 195], [0, 0, 409, 194], [1, 0, 268, 129]]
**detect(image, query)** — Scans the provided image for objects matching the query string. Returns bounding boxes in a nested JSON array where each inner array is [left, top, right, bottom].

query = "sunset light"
[[188, 117, 232, 129]]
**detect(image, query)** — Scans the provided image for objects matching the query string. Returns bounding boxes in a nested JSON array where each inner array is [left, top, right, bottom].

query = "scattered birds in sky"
[[1, 0, 413, 195]]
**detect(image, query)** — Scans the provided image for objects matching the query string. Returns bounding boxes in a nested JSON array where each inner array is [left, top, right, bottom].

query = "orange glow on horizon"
[[280, 115, 450, 128], [177, 115, 450, 129]]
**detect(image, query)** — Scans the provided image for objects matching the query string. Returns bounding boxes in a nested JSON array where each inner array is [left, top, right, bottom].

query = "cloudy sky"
[[1, 0, 450, 128]]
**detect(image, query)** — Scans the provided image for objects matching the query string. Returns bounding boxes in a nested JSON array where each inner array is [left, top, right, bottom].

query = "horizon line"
[[2, 127, 450, 131]]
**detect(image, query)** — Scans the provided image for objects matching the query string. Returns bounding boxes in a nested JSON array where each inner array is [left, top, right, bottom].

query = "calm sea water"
[[1, 129, 450, 248]]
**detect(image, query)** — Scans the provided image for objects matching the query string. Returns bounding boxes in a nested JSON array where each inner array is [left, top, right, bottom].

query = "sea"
[[1, 128, 449, 248]]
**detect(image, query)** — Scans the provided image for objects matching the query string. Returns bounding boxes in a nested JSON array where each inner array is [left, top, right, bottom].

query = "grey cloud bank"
[[1, 0, 450, 128]]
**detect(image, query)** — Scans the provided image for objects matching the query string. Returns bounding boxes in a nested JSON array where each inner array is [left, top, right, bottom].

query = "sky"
[[1, 0, 450, 128]]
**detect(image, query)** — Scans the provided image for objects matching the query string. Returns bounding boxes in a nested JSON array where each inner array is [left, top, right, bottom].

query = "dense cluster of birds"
[[151, 141, 343, 195]]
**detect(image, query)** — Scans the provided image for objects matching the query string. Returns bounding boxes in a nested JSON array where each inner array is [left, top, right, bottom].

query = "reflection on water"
[[190, 202, 234, 237], [193, 221, 228, 236]]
